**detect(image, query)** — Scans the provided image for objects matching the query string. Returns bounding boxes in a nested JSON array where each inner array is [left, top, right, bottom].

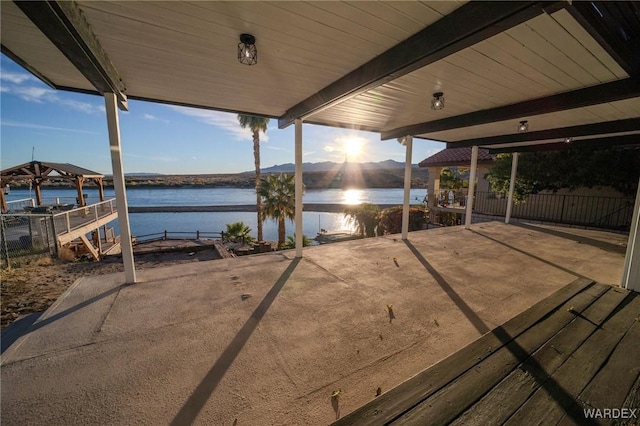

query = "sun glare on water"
[[343, 189, 364, 205]]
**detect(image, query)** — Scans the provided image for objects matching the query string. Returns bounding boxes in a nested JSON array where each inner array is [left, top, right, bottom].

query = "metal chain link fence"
[[1, 214, 57, 268]]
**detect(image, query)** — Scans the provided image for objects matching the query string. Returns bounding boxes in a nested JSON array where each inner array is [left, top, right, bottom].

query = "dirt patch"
[[1, 249, 222, 330]]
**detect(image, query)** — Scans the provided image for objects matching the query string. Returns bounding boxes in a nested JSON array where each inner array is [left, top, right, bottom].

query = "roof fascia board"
[[566, 2, 640, 76], [278, 1, 551, 129], [383, 77, 640, 140], [14, 0, 128, 110], [447, 117, 640, 148], [488, 134, 640, 153]]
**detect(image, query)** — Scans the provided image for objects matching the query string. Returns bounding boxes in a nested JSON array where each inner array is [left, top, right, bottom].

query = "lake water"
[[5, 187, 427, 241]]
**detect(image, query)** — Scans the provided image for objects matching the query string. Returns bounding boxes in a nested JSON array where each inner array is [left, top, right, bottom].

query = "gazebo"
[[0, 161, 105, 211]]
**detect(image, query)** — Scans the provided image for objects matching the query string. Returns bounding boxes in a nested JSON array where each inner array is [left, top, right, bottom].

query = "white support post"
[[622, 176, 640, 292], [401, 136, 413, 240], [294, 119, 303, 258], [505, 152, 519, 224], [104, 92, 136, 284], [464, 145, 479, 229]]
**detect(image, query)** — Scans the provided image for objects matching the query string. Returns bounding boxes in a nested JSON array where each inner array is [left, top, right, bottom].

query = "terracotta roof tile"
[[418, 147, 494, 168]]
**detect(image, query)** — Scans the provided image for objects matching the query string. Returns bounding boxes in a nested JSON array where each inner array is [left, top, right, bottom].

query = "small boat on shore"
[[314, 229, 360, 244]]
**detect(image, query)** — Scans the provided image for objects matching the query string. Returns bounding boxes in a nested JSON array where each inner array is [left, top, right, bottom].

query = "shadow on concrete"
[[470, 230, 591, 281], [170, 257, 301, 426], [403, 240, 490, 335], [404, 239, 599, 425], [9, 283, 127, 342], [488, 323, 599, 425], [1, 312, 42, 354], [513, 222, 627, 254]]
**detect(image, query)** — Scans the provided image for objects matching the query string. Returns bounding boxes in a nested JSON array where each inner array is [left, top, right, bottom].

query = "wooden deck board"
[[332, 278, 595, 426], [395, 284, 610, 426], [503, 292, 639, 425], [332, 280, 640, 426], [576, 298, 640, 410], [449, 286, 629, 426]]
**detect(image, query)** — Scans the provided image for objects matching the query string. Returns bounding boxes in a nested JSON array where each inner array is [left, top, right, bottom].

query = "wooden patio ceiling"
[[1, 1, 639, 151]]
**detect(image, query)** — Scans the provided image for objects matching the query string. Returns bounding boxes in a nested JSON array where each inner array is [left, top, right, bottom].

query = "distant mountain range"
[[251, 159, 420, 174]]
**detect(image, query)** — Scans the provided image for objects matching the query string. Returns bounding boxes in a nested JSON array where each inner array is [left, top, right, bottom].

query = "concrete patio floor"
[[1, 221, 628, 425]]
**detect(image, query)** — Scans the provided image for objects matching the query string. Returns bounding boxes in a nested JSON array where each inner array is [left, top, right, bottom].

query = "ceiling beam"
[[14, 0, 128, 110], [488, 134, 640, 154], [566, 1, 640, 76], [278, 1, 554, 129], [383, 77, 640, 140], [448, 117, 640, 148]]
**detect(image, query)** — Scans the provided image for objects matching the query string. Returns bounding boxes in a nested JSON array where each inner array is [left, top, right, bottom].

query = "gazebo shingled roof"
[[0, 161, 104, 180]]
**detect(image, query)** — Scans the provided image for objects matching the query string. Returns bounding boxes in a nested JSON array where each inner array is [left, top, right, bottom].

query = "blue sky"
[[1, 54, 444, 175]]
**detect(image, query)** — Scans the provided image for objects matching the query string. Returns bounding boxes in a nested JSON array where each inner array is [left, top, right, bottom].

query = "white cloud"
[[1, 74, 104, 113], [10, 86, 54, 103], [143, 113, 169, 123], [167, 105, 269, 142], [56, 97, 105, 114], [0, 69, 34, 84], [0, 120, 101, 134]]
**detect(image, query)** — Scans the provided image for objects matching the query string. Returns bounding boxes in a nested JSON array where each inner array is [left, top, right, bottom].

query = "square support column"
[[622, 176, 640, 292], [294, 119, 303, 258], [427, 167, 440, 209], [104, 92, 136, 284], [401, 136, 413, 240], [505, 152, 519, 224], [464, 145, 479, 229]]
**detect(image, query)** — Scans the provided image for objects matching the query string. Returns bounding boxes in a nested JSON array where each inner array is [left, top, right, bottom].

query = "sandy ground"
[[1, 249, 221, 330]]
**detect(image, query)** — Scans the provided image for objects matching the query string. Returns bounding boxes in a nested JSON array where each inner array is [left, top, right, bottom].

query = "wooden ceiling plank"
[[384, 2, 449, 27], [479, 34, 573, 91], [566, 2, 640, 76], [550, 9, 628, 79], [505, 16, 598, 86], [526, 12, 619, 83], [382, 77, 640, 140], [86, 5, 368, 69], [446, 117, 640, 148], [445, 49, 548, 98], [242, 1, 399, 50], [311, 2, 418, 41], [488, 134, 640, 153], [278, 1, 549, 128], [15, 0, 128, 110]]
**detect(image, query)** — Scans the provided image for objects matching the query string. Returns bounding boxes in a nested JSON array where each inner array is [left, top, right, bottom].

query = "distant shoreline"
[[5, 167, 429, 191], [128, 203, 409, 213]]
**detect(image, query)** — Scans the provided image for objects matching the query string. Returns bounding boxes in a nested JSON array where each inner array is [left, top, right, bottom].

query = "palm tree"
[[237, 114, 270, 242], [258, 173, 295, 249], [343, 203, 380, 238], [282, 233, 312, 249], [223, 221, 255, 244]]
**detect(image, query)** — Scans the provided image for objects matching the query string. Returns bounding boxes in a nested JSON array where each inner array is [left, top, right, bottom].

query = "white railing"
[[53, 199, 117, 235], [5, 198, 36, 212]]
